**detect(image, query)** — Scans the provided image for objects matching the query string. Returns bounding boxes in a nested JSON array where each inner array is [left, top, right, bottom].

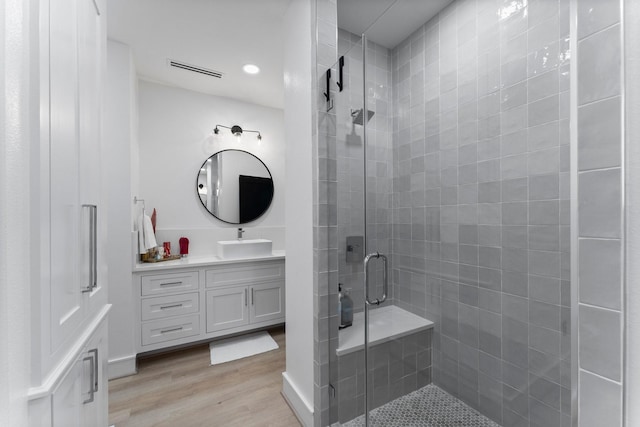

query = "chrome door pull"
[[159, 281, 183, 287], [88, 348, 99, 392], [82, 354, 96, 404], [81, 205, 98, 293], [364, 252, 388, 306], [160, 303, 183, 310]]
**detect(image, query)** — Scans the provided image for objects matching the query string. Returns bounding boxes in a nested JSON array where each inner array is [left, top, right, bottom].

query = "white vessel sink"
[[217, 239, 273, 259]]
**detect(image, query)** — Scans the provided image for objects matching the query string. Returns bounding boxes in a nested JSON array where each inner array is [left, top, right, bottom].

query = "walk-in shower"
[[322, 0, 576, 425]]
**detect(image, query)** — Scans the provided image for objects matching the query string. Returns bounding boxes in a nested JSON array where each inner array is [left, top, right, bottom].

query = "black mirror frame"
[[196, 149, 274, 225]]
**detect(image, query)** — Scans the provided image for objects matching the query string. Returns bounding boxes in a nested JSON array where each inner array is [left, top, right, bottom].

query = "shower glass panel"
[[329, 0, 573, 426], [327, 35, 367, 425], [329, 29, 431, 427]]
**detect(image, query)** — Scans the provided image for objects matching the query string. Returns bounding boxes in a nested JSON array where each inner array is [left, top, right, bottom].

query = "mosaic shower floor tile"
[[342, 384, 501, 427]]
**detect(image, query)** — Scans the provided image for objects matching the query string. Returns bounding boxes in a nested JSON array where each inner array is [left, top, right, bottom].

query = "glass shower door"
[[328, 31, 403, 426], [327, 34, 368, 426]]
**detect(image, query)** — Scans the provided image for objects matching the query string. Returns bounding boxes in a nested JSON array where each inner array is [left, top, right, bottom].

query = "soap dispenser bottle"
[[339, 283, 353, 329], [338, 284, 343, 319]]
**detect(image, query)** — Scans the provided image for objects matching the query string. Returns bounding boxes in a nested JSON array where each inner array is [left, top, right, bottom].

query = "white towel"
[[137, 214, 157, 254]]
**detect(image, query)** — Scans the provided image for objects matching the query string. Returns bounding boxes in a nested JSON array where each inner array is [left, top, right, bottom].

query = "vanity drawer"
[[141, 271, 199, 296], [141, 292, 199, 321], [205, 261, 284, 288], [141, 314, 200, 346]]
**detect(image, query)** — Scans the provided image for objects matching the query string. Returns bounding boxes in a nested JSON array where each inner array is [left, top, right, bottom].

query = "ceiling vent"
[[167, 59, 223, 79]]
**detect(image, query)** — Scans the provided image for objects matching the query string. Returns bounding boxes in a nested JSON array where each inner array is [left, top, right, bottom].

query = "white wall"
[[105, 40, 138, 378], [0, 0, 35, 423], [282, 0, 315, 425], [137, 80, 285, 256]]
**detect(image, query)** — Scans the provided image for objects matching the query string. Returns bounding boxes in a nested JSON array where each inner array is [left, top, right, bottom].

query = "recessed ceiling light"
[[242, 64, 260, 75]]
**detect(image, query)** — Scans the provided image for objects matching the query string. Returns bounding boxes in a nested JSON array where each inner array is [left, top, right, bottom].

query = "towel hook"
[[133, 196, 146, 216]]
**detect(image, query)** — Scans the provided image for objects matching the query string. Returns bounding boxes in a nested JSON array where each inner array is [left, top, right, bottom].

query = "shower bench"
[[334, 305, 434, 423], [336, 305, 434, 356]]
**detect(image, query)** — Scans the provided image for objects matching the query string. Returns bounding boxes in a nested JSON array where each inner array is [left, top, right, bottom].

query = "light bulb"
[[242, 64, 260, 75]]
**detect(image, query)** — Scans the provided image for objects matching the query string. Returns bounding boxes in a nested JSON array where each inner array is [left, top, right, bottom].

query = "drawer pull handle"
[[160, 326, 183, 334], [159, 281, 183, 287], [160, 303, 183, 310]]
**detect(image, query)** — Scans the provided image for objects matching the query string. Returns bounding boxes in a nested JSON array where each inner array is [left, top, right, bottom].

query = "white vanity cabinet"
[[206, 287, 250, 331], [134, 256, 285, 354], [205, 264, 286, 333]]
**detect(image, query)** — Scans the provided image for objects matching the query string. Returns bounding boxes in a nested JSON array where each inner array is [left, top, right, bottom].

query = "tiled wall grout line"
[[578, 367, 624, 385]]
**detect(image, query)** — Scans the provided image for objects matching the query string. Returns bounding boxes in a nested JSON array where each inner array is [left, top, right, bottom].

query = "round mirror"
[[196, 149, 274, 224]]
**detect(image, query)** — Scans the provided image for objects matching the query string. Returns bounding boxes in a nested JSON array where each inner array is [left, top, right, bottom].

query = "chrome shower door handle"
[[364, 252, 388, 306]]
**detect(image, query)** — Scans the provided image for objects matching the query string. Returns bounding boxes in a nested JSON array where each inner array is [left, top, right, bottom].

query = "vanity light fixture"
[[213, 124, 262, 140]]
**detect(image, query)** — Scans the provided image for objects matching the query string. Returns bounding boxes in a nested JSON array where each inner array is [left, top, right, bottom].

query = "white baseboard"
[[108, 354, 137, 379], [282, 372, 314, 427]]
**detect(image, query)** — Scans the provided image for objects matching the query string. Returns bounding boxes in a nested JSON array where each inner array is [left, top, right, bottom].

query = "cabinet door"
[[51, 325, 107, 427], [250, 282, 285, 324], [82, 321, 108, 427], [206, 288, 249, 332], [52, 357, 83, 427], [49, 0, 84, 351], [77, 0, 107, 317]]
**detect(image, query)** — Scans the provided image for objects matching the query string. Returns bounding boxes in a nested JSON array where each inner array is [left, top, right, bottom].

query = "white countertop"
[[133, 250, 285, 272]]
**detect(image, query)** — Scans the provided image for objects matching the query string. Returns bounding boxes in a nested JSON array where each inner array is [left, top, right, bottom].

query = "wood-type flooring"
[[109, 327, 301, 427]]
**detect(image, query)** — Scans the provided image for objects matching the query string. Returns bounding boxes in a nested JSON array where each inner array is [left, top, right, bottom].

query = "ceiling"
[[338, 0, 454, 49], [107, 0, 452, 111], [107, 0, 291, 109]]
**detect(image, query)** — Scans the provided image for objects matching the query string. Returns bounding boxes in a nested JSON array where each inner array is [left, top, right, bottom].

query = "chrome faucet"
[[237, 228, 245, 240]]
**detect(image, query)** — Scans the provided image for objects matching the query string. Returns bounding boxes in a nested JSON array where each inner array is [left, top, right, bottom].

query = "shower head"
[[351, 108, 375, 125]]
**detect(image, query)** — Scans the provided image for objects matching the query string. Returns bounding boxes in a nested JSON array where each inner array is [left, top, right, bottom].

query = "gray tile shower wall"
[[390, 1, 571, 425], [319, 0, 628, 425], [336, 29, 394, 314], [575, 0, 624, 425]]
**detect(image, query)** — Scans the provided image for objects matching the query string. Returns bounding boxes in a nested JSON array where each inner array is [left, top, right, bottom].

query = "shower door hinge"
[[329, 383, 336, 399]]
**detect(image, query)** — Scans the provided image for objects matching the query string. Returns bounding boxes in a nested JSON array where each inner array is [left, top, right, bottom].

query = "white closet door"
[[49, 0, 83, 351], [77, 0, 106, 316]]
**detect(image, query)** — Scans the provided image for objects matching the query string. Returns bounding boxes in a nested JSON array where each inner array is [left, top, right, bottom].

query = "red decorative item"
[[163, 241, 171, 257], [179, 237, 189, 256], [151, 208, 157, 233]]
